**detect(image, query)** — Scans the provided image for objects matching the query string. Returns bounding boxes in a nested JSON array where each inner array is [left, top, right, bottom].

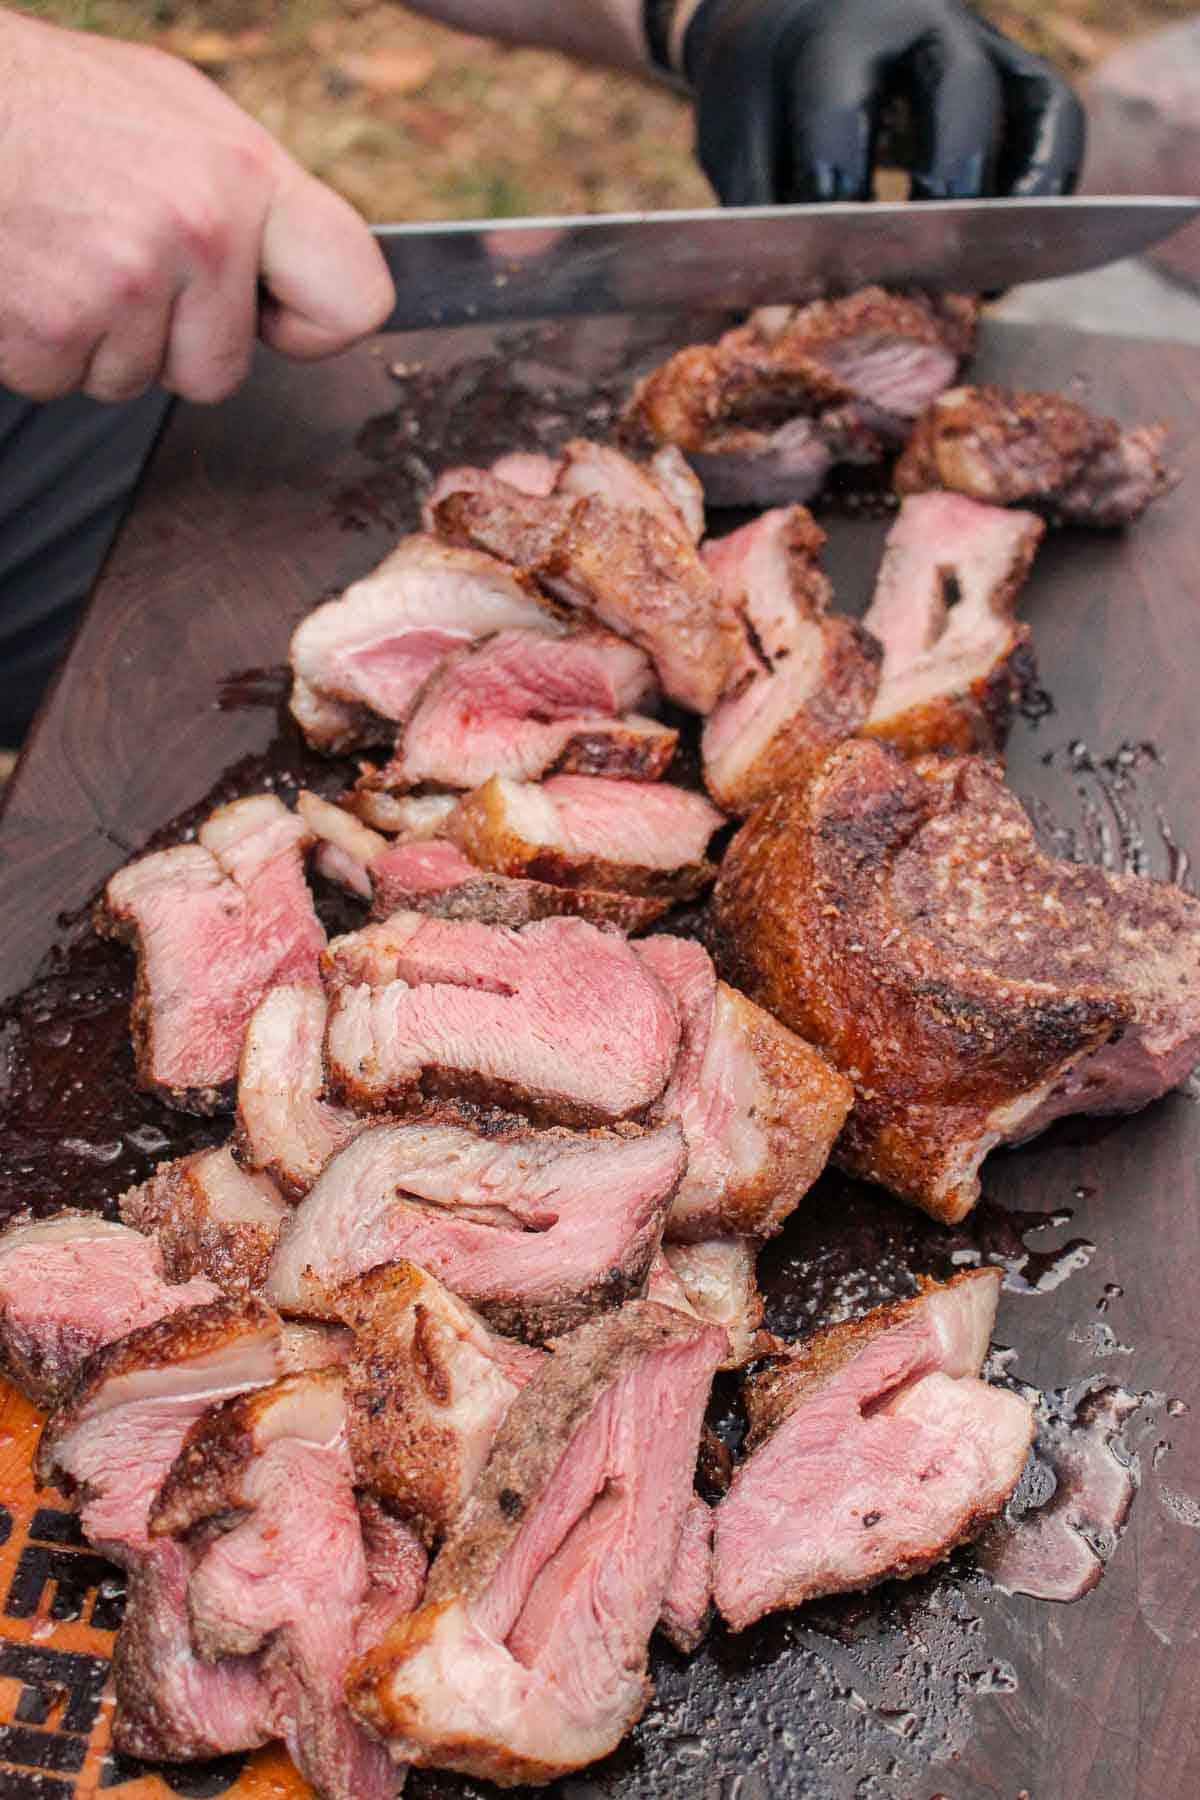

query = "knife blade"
[[373, 196, 1199, 334]]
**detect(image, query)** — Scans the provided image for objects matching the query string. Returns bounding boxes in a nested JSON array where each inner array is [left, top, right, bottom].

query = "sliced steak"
[[861, 492, 1045, 757], [338, 1261, 543, 1542], [658, 1494, 714, 1654], [290, 533, 559, 752], [97, 794, 325, 1113], [266, 1117, 686, 1342], [713, 1271, 1033, 1628], [637, 935, 853, 1238], [895, 384, 1173, 527], [235, 983, 359, 1198], [709, 739, 1168, 1222], [370, 837, 671, 933], [700, 506, 882, 813], [556, 438, 704, 544], [348, 1302, 725, 1786], [119, 1146, 288, 1297], [0, 1214, 218, 1407], [447, 773, 724, 900], [323, 912, 680, 1124], [150, 1371, 403, 1800]]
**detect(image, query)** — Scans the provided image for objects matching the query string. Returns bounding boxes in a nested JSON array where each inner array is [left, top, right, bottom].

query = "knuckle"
[[171, 198, 232, 276]]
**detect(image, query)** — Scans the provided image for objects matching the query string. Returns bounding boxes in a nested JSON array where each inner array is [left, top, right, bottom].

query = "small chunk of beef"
[[356, 1496, 430, 1651], [381, 626, 669, 792], [150, 1371, 403, 1800], [235, 984, 359, 1198], [290, 533, 559, 752], [267, 1117, 686, 1343], [323, 911, 680, 1125], [299, 788, 387, 897], [710, 739, 1177, 1222], [700, 507, 882, 813], [626, 290, 978, 508], [662, 1239, 765, 1368], [348, 788, 460, 837], [712, 1271, 1033, 1628], [448, 774, 724, 900], [637, 935, 853, 1238], [338, 1261, 543, 1542], [348, 1302, 725, 1786], [119, 1146, 287, 1297], [658, 1494, 714, 1654], [97, 795, 325, 1113], [895, 385, 1173, 527], [555, 439, 704, 544], [861, 492, 1045, 757], [0, 1214, 218, 1407]]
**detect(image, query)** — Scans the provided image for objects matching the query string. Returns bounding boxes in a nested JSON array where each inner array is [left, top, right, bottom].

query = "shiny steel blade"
[[373, 196, 1199, 333]]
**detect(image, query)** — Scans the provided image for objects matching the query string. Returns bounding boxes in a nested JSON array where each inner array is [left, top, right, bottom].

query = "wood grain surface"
[[1, 316, 1198, 1800]]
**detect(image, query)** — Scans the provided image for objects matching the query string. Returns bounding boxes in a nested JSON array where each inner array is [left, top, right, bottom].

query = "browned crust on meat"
[[368, 867, 670, 934], [709, 741, 1126, 1222], [862, 625, 1034, 759], [0, 1211, 128, 1408], [119, 1155, 282, 1297], [553, 722, 679, 781]]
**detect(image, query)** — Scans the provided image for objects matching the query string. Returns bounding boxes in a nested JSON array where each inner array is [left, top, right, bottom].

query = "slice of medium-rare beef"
[[149, 1371, 403, 1800], [447, 773, 724, 900], [894, 384, 1173, 527], [0, 1214, 219, 1407], [290, 533, 561, 753], [369, 839, 671, 934], [338, 1261, 543, 1543], [421, 452, 563, 530], [235, 983, 359, 1198], [700, 506, 882, 813], [348, 1302, 726, 1785], [712, 1270, 1033, 1629], [636, 935, 853, 1239], [432, 481, 743, 714], [119, 1147, 287, 1298], [626, 290, 978, 508], [860, 492, 1045, 757], [97, 794, 325, 1114], [658, 1493, 714, 1654], [324, 911, 680, 1124], [267, 1118, 686, 1343], [555, 438, 704, 544], [356, 1495, 430, 1650], [710, 739, 1157, 1223], [382, 626, 672, 792]]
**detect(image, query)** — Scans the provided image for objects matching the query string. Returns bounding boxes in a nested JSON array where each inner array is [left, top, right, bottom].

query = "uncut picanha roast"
[[0, 289, 1191, 1796]]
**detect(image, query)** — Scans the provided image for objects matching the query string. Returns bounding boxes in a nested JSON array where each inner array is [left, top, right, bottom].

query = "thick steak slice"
[[97, 795, 325, 1114], [448, 774, 724, 900], [266, 1118, 686, 1342], [0, 1214, 219, 1407], [290, 533, 560, 752], [348, 1302, 725, 1786], [637, 935, 852, 1238], [235, 984, 359, 1198], [894, 384, 1173, 527], [119, 1147, 288, 1297], [555, 439, 705, 543], [658, 1494, 714, 1654], [861, 492, 1045, 757], [339, 1261, 543, 1542], [700, 507, 882, 814], [150, 1371, 405, 1800], [368, 838, 671, 934], [713, 1271, 1033, 1629], [323, 912, 680, 1124]]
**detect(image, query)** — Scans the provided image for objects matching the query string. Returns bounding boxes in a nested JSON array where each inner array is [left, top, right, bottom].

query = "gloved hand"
[[675, 0, 1085, 206]]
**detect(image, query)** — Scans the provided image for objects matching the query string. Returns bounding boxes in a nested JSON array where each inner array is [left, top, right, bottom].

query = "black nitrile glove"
[[669, 0, 1085, 206]]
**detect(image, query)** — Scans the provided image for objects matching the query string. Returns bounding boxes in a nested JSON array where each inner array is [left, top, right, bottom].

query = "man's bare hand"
[[0, 11, 395, 404]]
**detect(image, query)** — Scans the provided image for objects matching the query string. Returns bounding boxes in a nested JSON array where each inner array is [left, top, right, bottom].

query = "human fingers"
[[975, 19, 1087, 197], [257, 165, 395, 362], [907, 21, 1004, 199]]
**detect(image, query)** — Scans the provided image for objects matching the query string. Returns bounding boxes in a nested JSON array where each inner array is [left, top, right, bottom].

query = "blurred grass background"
[[16, 2, 1199, 221]]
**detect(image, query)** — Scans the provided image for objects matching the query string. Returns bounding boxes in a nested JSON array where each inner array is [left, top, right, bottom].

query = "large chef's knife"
[[373, 195, 1199, 333]]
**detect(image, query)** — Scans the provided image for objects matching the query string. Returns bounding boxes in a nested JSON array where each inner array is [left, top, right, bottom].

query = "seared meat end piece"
[[637, 935, 853, 1239], [447, 774, 725, 901], [338, 1260, 543, 1542], [658, 1493, 714, 1654], [323, 911, 680, 1125], [861, 492, 1045, 757], [266, 1117, 686, 1343], [234, 983, 359, 1198], [713, 1270, 1033, 1629], [150, 1371, 406, 1800], [626, 290, 978, 508], [895, 384, 1173, 528], [348, 1302, 725, 1787], [710, 739, 1190, 1222], [97, 794, 325, 1114], [119, 1146, 288, 1297], [700, 506, 882, 814], [0, 1214, 218, 1407], [369, 838, 672, 935], [290, 532, 559, 753]]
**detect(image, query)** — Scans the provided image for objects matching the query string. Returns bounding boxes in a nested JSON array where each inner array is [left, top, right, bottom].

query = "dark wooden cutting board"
[[0, 316, 1198, 1800]]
